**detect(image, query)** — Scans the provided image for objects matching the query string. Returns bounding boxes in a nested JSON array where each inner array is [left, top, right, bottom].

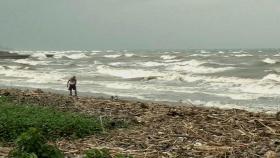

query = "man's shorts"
[[68, 84, 76, 90]]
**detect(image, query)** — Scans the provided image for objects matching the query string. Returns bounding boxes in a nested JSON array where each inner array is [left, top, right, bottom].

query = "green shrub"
[[0, 97, 126, 142], [84, 148, 111, 158], [8, 128, 64, 158]]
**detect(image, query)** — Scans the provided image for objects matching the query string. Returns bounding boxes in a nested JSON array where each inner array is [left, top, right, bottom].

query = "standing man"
[[67, 76, 77, 96]]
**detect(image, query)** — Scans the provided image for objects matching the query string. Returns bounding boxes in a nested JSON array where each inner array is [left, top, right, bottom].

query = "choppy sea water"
[[1, 49, 280, 113]]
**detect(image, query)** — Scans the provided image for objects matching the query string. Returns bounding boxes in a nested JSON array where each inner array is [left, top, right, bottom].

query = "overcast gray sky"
[[0, 0, 279, 50]]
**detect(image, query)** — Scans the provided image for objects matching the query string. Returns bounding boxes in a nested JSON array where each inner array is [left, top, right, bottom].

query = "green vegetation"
[[8, 128, 134, 158], [0, 96, 126, 142], [84, 148, 111, 158], [8, 128, 63, 158], [0, 96, 132, 157]]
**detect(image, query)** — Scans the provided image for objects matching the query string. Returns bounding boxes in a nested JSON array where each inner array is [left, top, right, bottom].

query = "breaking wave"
[[234, 54, 253, 57], [96, 65, 163, 79], [262, 58, 277, 64], [14, 59, 50, 66], [160, 55, 176, 60], [103, 54, 122, 58], [166, 60, 234, 74]]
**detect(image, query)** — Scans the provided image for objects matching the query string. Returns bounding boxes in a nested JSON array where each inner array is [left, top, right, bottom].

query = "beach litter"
[[1, 88, 280, 158]]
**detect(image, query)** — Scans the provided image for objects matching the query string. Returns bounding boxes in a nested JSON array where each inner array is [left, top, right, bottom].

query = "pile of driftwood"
[[1, 88, 280, 158]]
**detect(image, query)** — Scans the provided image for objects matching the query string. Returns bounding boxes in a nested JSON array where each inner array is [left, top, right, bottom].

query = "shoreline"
[[0, 85, 194, 107], [0, 88, 280, 157], [0, 85, 270, 114]]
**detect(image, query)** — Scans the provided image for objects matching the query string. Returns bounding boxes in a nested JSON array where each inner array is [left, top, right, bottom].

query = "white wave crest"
[[14, 59, 50, 66], [190, 54, 211, 57], [200, 50, 210, 54], [273, 53, 280, 57], [139, 61, 166, 67], [124, 53, 135, 57], [91, 50, 102, 53], [166, 60, 233, 74], [53, 54, 65, 59], [30, 53, 48, 60], [96, 65, 163, 79], [234, 54, 253, 57], [104, 54, 122, 58], [66, 53, 89, 59], [53, 53, 89, 59], [163, 59, 183, 63], [231, 51, 242, 54], [0, 68, 66, 84], [263, 58, 277, 64], [262, 74, 280, 82], [160, 55, 176, 60]]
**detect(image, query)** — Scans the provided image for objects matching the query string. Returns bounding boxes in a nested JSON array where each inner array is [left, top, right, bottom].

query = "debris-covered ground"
[[0, 88, 280, 158]]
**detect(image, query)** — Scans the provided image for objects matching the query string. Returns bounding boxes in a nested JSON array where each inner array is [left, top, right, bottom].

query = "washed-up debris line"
[[0, 88, 280, 158]]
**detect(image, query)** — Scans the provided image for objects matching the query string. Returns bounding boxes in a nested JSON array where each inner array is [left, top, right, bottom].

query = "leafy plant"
[[8, 128, 64, 158]]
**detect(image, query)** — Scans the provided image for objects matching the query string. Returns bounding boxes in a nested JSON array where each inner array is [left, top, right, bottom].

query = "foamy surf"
[[96, 65, 164, 79]]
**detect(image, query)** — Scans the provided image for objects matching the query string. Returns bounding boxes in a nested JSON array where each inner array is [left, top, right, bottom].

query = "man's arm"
[[67, 80, 70, 87]]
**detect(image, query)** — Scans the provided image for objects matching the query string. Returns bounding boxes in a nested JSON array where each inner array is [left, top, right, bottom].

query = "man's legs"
[[69, 90, 72, 96]]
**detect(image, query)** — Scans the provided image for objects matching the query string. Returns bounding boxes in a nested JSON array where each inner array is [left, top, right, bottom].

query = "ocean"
[[1, 49, 280, 113]]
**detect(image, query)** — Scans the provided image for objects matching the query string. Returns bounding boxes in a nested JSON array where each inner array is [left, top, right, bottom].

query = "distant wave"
[[163, 59, 182, 63], [262, 73, 280, 82], [52, 53, 89, 59], [231, 51, 243, 54], [0, 66, 65, 84], [103, 53, 136, 58], [160, 55, 176, 60], [124, 53, 135, 57], [159, 73, 280, 100], [200, 50, 210, 54], [190, 54, 212, 57], [14, 59, 50, 66], [166, 60, 234, 74], [0, 65, 31, 70], [234, 54, 253, 57], [262, 58, 277, 64], [96, 65, 163, 79], [138, 61, 166, 67], [0, 51, 30, 59], [30, 53, 48, 60], [103, 54, 122, 58]]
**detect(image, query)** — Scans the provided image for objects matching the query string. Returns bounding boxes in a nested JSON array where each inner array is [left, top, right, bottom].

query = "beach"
[[1, 1, 280, 157], [0, 88, 280, 158]]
